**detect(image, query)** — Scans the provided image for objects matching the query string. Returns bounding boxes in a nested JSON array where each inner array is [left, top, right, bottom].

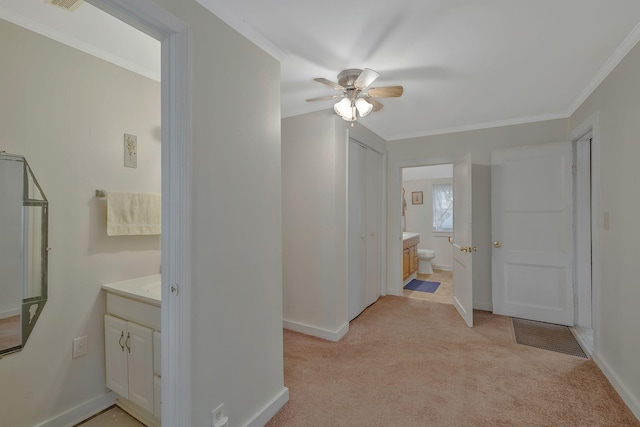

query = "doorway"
[[490, 138, 594, 353], [400, 164, 454, 305]]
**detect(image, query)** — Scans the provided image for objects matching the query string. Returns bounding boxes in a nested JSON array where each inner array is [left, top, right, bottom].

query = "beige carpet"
[[267, 296, 639, 427]]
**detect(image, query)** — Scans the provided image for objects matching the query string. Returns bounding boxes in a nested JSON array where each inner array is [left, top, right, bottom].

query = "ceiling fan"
[[306, 68, 403, 122]]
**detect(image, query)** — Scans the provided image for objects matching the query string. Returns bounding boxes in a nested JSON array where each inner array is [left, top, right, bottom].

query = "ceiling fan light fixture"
[[355, 98, 373, 117], [334, 98, 356, 121]]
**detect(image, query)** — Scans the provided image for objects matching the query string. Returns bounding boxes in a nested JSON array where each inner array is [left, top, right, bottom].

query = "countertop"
[[102, 274, 161, 307]]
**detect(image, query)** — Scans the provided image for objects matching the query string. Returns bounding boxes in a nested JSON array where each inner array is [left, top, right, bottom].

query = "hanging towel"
[[107, 192, 161, 236]]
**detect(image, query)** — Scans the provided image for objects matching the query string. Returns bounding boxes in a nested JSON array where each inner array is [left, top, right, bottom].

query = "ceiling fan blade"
[[314, 77, 345, 91], [354, 68, 379, 90], [366, 86, 403, 98], [365, 97, 384, 112], [306, 95, 342, 102]]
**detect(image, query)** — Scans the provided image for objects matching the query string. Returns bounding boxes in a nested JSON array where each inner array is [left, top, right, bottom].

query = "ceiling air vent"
[[43, 0, 84, 12]]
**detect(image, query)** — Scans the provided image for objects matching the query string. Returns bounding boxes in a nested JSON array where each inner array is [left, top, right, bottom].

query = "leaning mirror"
[[0, 152, 48, 356]]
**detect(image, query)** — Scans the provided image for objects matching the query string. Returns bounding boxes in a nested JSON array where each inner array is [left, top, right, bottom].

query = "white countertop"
[[102, 274, 161, 307], [402, 232, 420, 240]]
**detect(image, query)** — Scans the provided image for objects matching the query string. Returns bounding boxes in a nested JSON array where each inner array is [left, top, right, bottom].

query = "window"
[[433, 183, 453, 232]]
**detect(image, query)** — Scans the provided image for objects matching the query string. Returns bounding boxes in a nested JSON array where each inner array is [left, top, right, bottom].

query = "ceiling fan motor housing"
[[337, 69, 363, 88]]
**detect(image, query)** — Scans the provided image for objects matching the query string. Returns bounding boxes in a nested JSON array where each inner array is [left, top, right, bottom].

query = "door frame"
[[569, 113, 602, 347], [87, 1, 191, 425], [389, 156, 457, 295]]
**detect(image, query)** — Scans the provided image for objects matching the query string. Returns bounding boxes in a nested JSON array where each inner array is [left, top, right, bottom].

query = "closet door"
[[348, 140, 383, 321], [365, 147, 382, 306], [348, 141, 367, 321]]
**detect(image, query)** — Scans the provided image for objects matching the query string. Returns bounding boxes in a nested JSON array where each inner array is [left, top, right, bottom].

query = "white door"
[[348, 141, 367, 321], [365, 147, 382, 306], [127, 321, 155, 413], [491, 142, 574, 326], [104, 315, 128, 398], [348, 140, 383, 321], [452, 154, 474, 327]]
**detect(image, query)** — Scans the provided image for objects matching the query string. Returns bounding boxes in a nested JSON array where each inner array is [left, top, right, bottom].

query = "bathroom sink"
[[402, 232, 420, 240], [102, 274, 161, 306]]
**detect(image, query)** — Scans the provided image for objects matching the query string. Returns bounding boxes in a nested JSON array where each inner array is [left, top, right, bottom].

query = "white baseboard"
[[433, 264, 452, 272], [283, 319, 349, 342], [592, 352, 640, 421], [35, 391, 116, 427], [245, 387, 289, 427], [473, 301, 493, 312]]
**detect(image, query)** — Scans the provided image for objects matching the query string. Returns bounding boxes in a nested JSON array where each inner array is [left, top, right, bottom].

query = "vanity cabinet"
[[105, 315, 154, 414], [102, 274, 161, 426], [402, 234, 420, 280]]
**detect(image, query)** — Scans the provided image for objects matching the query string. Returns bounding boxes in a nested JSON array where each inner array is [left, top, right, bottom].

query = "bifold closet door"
[[348, 141, 367, 321], [365, 147, 382, 307], [348, 140, 383, 321]]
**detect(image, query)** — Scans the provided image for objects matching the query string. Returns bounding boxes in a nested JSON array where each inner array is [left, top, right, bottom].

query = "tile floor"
[[75, 406, 145, 427], [402, 269, 453, 305]]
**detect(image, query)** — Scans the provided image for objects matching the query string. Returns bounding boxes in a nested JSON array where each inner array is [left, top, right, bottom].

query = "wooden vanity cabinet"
[[402, 234, 420, 279]]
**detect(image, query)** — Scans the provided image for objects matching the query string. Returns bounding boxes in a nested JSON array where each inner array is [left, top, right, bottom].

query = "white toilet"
[[418, 249, 436, 274]]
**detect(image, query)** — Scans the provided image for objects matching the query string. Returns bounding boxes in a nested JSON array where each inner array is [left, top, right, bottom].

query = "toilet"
[[418, 249, 436, 274]]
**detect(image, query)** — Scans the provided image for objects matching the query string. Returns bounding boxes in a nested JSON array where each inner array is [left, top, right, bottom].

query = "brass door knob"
[[493, 241, 502, 248]]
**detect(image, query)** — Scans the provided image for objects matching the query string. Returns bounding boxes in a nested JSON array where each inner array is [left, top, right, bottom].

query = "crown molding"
[[567, 20, 640, 116]]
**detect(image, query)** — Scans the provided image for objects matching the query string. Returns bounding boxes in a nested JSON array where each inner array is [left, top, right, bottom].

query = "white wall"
[[148, 2, 287, 426], [0, 18, 161, 426], [570, 38, 640, 419], [386, 119, 569, 310], [402, 178, 453, 270], [282, 110, 350, 340]]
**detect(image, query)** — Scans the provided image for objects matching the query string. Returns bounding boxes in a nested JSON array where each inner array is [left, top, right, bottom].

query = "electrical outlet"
[[211, 403, 227, 427], [72, 336, 87, 358]]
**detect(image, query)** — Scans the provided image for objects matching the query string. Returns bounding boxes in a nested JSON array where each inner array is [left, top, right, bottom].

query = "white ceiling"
[[4, 1, 640, 142], [0, 0, 160, 81], [199, 0, 640, 140]]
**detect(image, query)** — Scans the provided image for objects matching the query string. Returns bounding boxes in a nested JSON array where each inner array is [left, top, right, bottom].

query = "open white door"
[[452, 154, 473, 327], [491, 142, 574, 326]]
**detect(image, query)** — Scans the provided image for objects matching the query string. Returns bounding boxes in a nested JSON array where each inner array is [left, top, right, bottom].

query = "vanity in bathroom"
[[102, 274, 161, 427], [402, 232, 420, 281]]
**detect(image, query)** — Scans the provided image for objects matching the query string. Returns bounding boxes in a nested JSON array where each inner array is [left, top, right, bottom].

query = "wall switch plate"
[[124, 133, 137, 168], [72, 336, 87, 358]]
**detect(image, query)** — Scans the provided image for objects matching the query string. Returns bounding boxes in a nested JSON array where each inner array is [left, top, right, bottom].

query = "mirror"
[[0, 152, 48, 356]]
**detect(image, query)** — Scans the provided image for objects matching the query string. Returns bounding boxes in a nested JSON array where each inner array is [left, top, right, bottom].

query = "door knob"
[[493, 241, 502, 248]]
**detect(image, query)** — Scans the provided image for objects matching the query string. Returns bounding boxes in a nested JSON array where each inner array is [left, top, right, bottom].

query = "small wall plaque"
[[124, 134, 137, 168], [412, 191, 423, 205]]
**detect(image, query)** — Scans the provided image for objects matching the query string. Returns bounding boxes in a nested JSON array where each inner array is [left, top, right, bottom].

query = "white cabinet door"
[[127, 321, 155, 414], [105, 315, 128, 398]]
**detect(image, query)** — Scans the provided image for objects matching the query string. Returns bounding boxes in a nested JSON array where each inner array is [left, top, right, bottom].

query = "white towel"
[[106, 192, 161, 236]]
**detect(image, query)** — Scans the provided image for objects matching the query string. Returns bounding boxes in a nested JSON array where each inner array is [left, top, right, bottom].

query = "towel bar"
[[95, 189, 107, 198]]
